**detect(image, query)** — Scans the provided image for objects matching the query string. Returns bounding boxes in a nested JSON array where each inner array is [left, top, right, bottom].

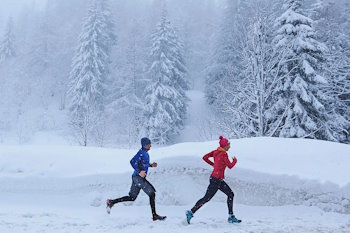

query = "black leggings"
[[191, 176, 234, 215], [110, 175, 157, 215]]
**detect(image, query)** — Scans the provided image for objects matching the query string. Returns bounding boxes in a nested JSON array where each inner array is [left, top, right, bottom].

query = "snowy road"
[[1, 202, 349, 233]]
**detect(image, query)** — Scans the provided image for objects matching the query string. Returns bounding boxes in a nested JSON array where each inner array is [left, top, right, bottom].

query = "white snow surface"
[[1, 137, 350, 232]]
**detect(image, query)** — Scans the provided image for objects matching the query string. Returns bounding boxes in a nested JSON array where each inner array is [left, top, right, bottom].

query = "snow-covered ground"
[[1, 138, 350, 232]]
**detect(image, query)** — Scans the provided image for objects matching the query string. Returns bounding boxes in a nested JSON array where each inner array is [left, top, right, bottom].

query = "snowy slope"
[[179, 90, 216, 142], [1, 138, 350, 232]]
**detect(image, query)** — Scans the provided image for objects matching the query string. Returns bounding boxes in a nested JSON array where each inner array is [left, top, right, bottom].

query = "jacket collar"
[[217, 147, 226, 152], [141, 147, 149, 152]]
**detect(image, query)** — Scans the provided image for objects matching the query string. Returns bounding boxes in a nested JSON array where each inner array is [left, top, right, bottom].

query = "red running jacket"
[[203, 147, 237, 179]]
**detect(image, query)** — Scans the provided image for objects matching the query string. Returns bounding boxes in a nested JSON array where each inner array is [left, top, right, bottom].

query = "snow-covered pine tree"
[[166, 15, 189, 125], [344, 7, 350, 143], [204, 1, 243, 138], [310, 0, 350, 142], [337, 2, 350, 104], [341, 2, 350, 95], [67, 0, 116, 146], [230, 6, 287, 137], [0, 17, 16, 62], [334, 2, 350, 142], [206, 0, 242, 108], [99, 0, 116, 62], [310, 0, 336, 44], [24, 1, 59, 112], [144, 10, 189, 144], [206, 1, 274, 138], [29, 2, 55, 69], [107, 19, 145, 146], [273, 0, 346, 141], [207, 1, 288, 138]]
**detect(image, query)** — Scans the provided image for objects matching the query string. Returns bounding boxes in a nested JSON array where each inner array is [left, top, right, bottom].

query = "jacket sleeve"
[[203, 151, 215, 166], [130, 152, 141, 170], [225, 154, 237, 169]]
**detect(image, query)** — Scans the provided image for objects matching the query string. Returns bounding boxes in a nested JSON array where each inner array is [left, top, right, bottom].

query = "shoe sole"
[[153, 216, 167, 221], [228, 220, 242, 223]]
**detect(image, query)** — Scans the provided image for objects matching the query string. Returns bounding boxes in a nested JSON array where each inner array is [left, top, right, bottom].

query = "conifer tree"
[[67, 0, 116, 146], [0, 17, 16, 62], [273, 0, 346, 141], [144, 10, 189, 144]]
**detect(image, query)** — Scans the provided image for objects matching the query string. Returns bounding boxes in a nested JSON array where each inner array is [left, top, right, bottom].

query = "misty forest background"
[[0, 0, 349, 147]]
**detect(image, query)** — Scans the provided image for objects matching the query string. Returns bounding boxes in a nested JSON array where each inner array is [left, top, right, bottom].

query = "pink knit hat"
[[219, 136, 230, 148]]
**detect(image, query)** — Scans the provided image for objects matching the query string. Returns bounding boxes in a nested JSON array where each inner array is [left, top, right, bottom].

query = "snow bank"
[[1, 137, 349, 214], [1, 137, 349, 186]]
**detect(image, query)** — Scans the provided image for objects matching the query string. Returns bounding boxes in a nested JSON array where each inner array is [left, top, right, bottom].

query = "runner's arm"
[[203, 151, 215, 166], [225, 154, 237, 169]]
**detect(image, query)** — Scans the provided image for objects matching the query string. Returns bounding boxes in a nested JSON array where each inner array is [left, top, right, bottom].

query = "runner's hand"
[[151, 162, 158, 167], [139, 170, 146, 178]]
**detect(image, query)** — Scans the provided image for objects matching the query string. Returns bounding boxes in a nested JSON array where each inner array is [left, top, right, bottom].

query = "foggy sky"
[[0, 0, 46, 23]]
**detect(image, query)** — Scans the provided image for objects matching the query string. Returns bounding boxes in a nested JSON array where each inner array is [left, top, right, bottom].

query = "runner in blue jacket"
[[106, 137, 166, 221]]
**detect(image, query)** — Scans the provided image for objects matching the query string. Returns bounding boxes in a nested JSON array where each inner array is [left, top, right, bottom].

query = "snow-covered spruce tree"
[[67, 0, 116, 146], [273, 0, 346, 141], [0, 17, 16, 62], [25, 1, 60, 113], [334, 2, 350, 142], [29, 3, 55, 70], [310, 1, 348, 95], [204, 0, 249, 138], [339, 2, 350, 93], [311, 0, 350, 142], [228, 6, 290, 137], [206, 0, 279, 138], [206, 1, 242, 108], [99, 0, 117, 58], [144, 10, 189, 144], [107, 19, 145, 146]]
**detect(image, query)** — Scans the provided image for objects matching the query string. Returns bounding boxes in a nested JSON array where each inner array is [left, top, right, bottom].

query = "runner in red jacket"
[[203, 145, 237, 180], [186, 136, 241, 224]]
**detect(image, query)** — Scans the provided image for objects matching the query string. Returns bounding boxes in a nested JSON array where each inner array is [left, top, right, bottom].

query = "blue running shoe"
[[228, 214, 241, 223], [186, 210, 194, 224]]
